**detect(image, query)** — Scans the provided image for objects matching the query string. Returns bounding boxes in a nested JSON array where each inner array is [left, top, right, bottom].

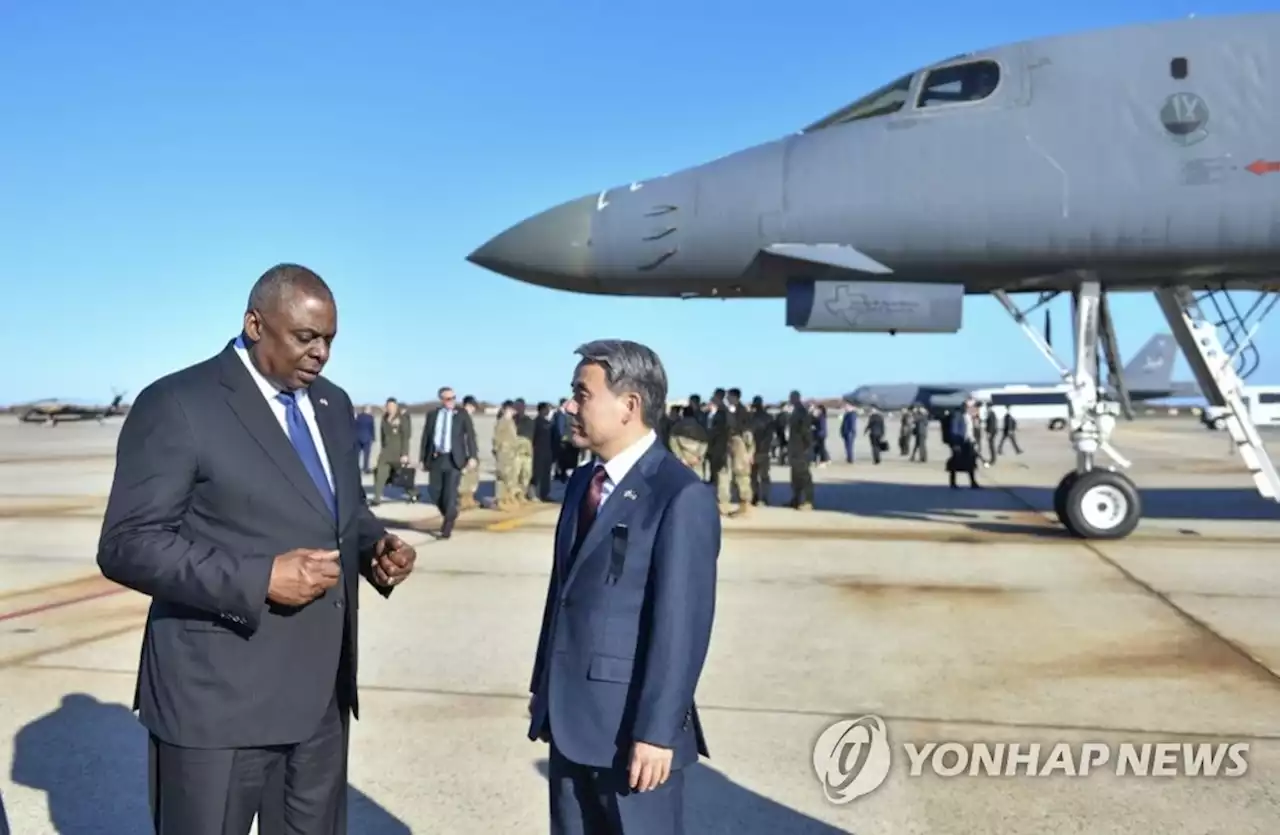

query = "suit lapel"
[[218, 346, 334, 524], [555, 466, 589, 581], [562, 441, 666, 592], [309, 384, 350, 529]]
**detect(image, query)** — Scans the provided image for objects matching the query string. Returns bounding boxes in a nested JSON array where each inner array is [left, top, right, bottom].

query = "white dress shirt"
[[434, 407, 455, 453], [589, 430, 657, 511], [233, 339, 335, 490]]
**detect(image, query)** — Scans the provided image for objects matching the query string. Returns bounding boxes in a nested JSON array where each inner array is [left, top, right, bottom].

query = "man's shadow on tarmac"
[[10, 694, 411, 834], [532, 759, 851, 834]]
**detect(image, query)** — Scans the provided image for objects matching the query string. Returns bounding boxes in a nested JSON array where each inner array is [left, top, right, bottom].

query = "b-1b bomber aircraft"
[[467, 12, 1280, 540]]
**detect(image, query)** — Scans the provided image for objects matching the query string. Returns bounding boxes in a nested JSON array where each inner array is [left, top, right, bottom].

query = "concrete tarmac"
[[1, 413, 1279, 833]]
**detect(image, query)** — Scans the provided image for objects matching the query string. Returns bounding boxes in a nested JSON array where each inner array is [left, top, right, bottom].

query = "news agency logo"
[[811, 715, 893, 803], [812, 715, 1250, 803]]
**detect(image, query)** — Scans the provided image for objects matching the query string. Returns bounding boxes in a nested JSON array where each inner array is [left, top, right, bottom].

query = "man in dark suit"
[[532, 401, 555, 501], [551, 398, 576, 482], [418, 385, 478, 540], [528, 339, 720, 835], [354, 406, 375, 473], [97, 264, 417, 835], [865, 407, 886, 464]]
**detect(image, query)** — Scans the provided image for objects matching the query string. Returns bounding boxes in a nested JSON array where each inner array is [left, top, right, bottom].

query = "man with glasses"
[[419, 386, 478, 540]]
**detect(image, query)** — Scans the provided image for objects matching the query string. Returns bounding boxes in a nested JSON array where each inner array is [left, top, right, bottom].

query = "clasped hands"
[[266, 534, 415, 606]]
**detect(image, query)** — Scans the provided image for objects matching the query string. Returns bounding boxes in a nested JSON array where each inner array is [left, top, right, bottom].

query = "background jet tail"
[[1119, 334, 1176, 390]]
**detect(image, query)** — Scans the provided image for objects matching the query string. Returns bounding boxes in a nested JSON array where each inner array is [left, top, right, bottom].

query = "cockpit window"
[[801, 74, 914, 132], [916, 60, 1000, 108], [837, 74, 914, 123]]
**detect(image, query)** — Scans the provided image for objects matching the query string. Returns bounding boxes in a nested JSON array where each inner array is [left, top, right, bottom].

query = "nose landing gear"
[[996, 277, 1141, 539], [1054, 468, 1142, 539]]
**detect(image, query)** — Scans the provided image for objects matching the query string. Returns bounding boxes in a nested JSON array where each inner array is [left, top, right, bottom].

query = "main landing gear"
[[996, 277, 1280, 540]]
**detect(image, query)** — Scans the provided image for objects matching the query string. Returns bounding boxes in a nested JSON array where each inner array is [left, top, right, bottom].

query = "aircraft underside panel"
[[785, 279, 964, 332]]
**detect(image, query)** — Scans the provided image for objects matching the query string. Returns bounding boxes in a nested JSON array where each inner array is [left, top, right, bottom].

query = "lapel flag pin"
[[623, 489, 637, 500]]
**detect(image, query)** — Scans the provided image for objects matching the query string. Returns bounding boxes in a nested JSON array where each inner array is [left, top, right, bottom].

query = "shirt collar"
[[596, 429, 657, 486], [233, 335, 308, 404]]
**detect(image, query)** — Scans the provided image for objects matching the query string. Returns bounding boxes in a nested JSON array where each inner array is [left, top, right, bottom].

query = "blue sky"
[[2, 0, 1275, 405]]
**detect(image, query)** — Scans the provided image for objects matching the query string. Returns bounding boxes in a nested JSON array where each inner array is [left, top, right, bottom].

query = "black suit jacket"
[[419, 406, 477, 469], [533, 415, 553, 458], [707, 410, 729, 460], [97, 342, 392, 750]]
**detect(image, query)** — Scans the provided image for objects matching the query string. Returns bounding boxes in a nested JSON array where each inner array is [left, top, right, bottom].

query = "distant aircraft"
[[845, 334, 1196, 412], [467, 12, 1280, 540], [20, 393, 125, 426]]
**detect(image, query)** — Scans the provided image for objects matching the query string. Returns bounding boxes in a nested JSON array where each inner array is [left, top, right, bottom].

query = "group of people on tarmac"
[[831, 398, 1023, 489], [353, 389, 1025, 516], [661, 388, 827, 514]]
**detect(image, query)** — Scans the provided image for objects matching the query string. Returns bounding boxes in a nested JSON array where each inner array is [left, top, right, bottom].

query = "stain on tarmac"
[[1044, 633, 1276, 684], [829, 578, 1016, 600]]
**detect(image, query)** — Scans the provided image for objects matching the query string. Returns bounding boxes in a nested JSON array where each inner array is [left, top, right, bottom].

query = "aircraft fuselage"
[[469, 13, 1280, 299]]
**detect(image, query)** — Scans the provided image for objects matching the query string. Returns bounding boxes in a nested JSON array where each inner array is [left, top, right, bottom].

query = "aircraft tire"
[[1052, 471, 1079, 524], [1061, 469, 1141, 540]]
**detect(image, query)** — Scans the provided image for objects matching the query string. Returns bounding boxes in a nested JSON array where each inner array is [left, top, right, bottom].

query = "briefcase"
[[391, 466, 416, 490]]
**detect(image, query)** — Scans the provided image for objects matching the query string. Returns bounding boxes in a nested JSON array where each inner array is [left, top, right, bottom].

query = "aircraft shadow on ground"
[[364, 481, 493, 504], [531, 759, 851, 834], [782, 476, 1280, 533], [368, 462, 1279, 537], [9, 694, 411, 835], [374, 476, 572, 509]]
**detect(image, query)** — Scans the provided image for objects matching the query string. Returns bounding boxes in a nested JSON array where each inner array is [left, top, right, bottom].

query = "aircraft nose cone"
[[466, 194, 596, 291]]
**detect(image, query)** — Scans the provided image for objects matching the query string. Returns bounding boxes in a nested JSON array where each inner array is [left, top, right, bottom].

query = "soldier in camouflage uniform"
[[458, 395, 481, 510], [371, 397, 412, 505], [667, 405, 710, 472], [787, 390, 815, 510], [492, 400, 520, 510], [898, 409, 915, 456], [513, 398, 535, 504], [717, 387, 754, 516]]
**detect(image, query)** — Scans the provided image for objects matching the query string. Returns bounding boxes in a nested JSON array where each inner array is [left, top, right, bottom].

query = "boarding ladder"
[[1194, 287, 1280, 379], [1154, 286, 1280, 500]]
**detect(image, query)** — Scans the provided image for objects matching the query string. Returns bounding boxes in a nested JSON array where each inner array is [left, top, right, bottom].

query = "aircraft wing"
[[761, 243, 894, 275]]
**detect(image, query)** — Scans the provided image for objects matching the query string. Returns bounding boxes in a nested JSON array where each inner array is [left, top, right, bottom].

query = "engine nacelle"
[[785, 279, 964, 333]]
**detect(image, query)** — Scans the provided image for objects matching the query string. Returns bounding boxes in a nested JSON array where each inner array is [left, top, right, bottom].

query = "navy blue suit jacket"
[[528, 438, 720, 770]]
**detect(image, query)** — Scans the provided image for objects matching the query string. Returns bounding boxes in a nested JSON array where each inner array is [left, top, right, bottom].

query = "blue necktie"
[[276, 392, 337, 518]]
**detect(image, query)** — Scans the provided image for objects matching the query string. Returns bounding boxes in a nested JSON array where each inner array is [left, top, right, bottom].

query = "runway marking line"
[[486, 516, 534, 532], [0, 622, 141, 670], [0, 572, 108, 604], [0, 501, 103, 518], [0, 585, 128, 622]]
